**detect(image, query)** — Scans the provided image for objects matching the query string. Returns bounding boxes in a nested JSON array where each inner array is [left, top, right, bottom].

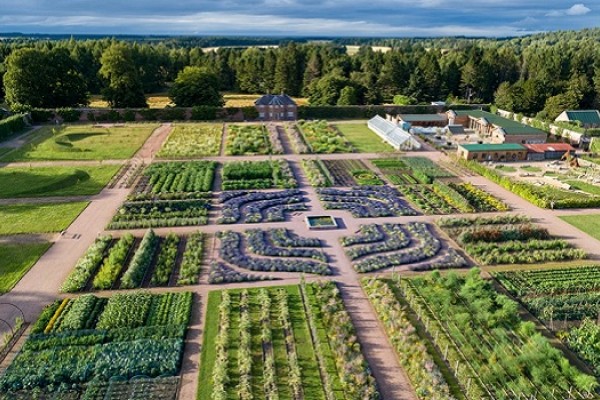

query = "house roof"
[[563, 110, 600, 125], [523, 143, 575, 153], [398, 114, 446, 122], [447, 125, 465, 134], [452, 110, 546, 136], [459, 143, 526, 152], [255, 94, 297, 106]]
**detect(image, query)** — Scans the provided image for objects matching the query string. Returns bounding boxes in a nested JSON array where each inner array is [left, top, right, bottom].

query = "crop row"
[[400, 270, 597, 399], [0, 291, 192, 394], [225, 124, 273, 156], [296, 120, 352, 153], [222, 160, 297, 190], [134, 161, 216, 196], [439, 216, 586, 265], [157, 123, 222, 158], [200, 284, 378, 400], [108, 198, 211, 229], [62, 231, 205, 292], [301, 159, 332, 187]]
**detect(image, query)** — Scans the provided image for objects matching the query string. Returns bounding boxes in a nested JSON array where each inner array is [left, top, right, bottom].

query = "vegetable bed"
[[221, 160, 297, 190]]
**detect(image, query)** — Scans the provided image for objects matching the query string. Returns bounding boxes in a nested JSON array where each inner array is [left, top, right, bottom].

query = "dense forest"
[[1, 28, 599, 119]]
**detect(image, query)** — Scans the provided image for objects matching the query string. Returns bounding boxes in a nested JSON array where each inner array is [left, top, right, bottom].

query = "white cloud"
[[546, 3, 591, 17]]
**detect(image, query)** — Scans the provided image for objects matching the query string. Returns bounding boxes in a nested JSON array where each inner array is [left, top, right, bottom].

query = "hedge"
[[0, 114, 28, 141]]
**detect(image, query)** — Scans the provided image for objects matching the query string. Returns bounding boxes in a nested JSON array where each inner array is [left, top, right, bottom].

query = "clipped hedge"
[[0, 114, 28, 141]]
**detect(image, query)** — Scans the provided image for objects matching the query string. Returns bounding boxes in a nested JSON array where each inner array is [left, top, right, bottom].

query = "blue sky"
[[0, 1, 597, 37]]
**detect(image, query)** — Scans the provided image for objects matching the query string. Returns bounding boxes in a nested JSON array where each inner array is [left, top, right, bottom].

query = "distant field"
[[335, 123, 394, 153], [0, 202, 89, 235], [560, 214, 600, 240], [0, 165, 119, 198], [0, 242, 51, 293], [89, 93, 309, 109], [1, 124, 158, 161]]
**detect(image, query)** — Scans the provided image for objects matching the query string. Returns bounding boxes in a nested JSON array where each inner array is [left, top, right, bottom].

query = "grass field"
[[334, 123, 394, 153], [0, 242, 51, 293], [1, 124, 158, 161], [0, 202, 89, 235], [560, 214, 600, 240], [0, 165, 119, 198], [564, 180, 600, 196]]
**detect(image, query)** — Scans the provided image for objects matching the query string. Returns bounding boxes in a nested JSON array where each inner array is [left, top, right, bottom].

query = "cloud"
[[546, 3, 591, 17], [0, 0, 596, 36]]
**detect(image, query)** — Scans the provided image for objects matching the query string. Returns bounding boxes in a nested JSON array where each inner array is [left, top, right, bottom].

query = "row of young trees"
[[1, 29, 600, 116]]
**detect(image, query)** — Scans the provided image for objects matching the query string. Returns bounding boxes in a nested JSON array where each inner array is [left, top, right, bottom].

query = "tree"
[[392, 94, 417, 105], [337, 86, 358, 105], [308, 73, 350, 105], [274, 43, 302, 96], [169, 66, 224, 107], [99, 43, 147, 108], [3, 47, 87, 108]]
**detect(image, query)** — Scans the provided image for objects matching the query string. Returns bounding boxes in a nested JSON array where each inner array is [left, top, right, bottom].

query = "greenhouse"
[[367, 115, 421, 150]]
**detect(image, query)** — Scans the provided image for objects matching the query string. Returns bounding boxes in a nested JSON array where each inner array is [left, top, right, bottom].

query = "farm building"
[[397, 114, 448, 127], [524, 143, 576, 161], [255, 94, 297, 121], [446, 124, 466, 135], [368, 115, 421, 150], [555, 110, 600, 128], [457, 143, 527, 161], [448, 110, 547, 144]]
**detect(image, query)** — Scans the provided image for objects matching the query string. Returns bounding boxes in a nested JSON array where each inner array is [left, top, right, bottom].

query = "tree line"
[[1, 28, 599, 120]]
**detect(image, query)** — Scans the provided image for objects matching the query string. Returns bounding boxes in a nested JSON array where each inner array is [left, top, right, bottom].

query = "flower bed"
[[322, 159, 381, 186], [301, 159, 332, 187], [217, 230, 331, 275], [341, 222, 468, 273], [157, 124, 222, 158], [221, 159, 297, 190], [218, 189, 308, 224], [317, 185, 417, 217]]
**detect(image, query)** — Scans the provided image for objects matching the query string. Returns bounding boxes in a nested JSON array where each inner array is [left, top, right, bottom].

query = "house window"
[[287, 111, 294, 117], [259, 112, 265, 118]]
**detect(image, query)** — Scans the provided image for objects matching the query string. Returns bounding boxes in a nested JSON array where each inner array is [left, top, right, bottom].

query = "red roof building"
[[523, 143, 575, 160]]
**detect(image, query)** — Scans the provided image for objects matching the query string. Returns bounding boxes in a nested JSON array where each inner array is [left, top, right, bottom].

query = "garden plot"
[[341, 223, 468, 273], [221, 160, 297, 190], [317, 186, 417, 217], [157, 123, 222, 158], [398, 182, 508, 215], [131, 161, 216, 199], [301, 159, 332, 187], [0, 291, 192, 398], [198, 282, 379, 400], [382, 270, 598, 399], [494, 265, 600, 376], [218, 189, 308, 224], [61, 230, 206, 292], [296, 120, 353, 153], [322, 159, 383, 186], [225, 124, 274, 155], [372, 157, 453, 185], [213, 228, 331, 282], [438, 215, 586, 265], [108, 197, 211, 229]]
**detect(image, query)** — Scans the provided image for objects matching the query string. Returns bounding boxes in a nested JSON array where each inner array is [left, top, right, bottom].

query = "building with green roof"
[[448, 110, 547, 144], [457, 143, 527, 162], [555, 110, 600, 128]]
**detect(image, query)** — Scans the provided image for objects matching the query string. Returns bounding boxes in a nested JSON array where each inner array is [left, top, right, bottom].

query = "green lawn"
[[0, 202, 89, 235], [560, 214, 600, 241], [1, 124, 158, 161], [520, 165, 542, 173], [494, 165, 517, 173], [0, 165, 119, 198], [564, 180, 600, 196], [0, 242, 52, 293], [335, 123, 394, 153]]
